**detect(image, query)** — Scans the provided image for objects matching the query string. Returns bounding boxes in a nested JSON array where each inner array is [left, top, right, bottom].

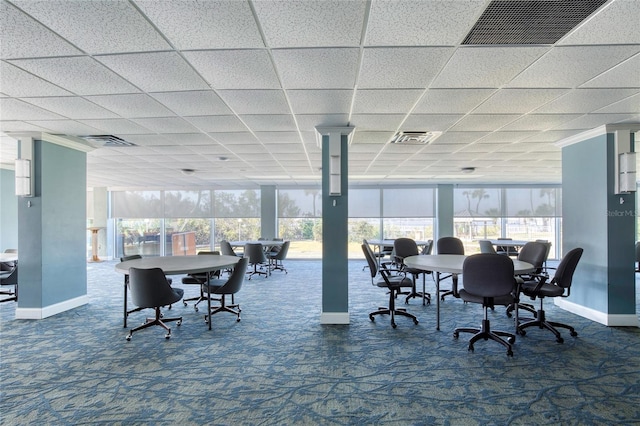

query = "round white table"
[[115, 255, 240, 328], [404, 254, 534, 330]]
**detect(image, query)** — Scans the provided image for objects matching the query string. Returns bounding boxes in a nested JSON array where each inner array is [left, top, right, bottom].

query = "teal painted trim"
[[436, 184, 454, 239], [321, 134, 349, 314], [0, 168, 19, 250], [260, 185, 276, 239]]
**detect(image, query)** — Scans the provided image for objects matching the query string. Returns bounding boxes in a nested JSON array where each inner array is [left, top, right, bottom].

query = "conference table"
[[367, 239, 431, 266], [229, 240, 285, 249], [115, 255, 240, 328], [403, 254, 534, 331], [487, 239, 530, 255]]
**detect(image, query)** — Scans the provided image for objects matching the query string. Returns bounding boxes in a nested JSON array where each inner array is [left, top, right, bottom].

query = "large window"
[[278, 189, 322, 258], [214, 189, 261, 245]]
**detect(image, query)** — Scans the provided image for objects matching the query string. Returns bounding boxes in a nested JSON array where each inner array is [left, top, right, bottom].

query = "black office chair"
[[517, 247, 584, 343], [362, 239, 387, 270], [244, 243, 268, 279], [453, 254, 517, 356], [0, 259, 18, 303], [496, 238, 518, 257], [436, 236, 465, 300], [120, 254, 175, 315], [126, 267, 184, 341], [393, 237, 431, 306], [635, 241, 640, 273], [505, 241, 550, 319], [362, 243, 418, 328], [267, 240, 290, 274], [181, 251, 221, 312], [479, 240, 497, 254], [220, 240, 242, 258], [203, 257, 248, 328]]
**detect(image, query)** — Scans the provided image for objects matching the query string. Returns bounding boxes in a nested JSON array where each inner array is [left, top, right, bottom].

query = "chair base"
[[269, 260, 288, 274], [126, 307, 182, 340], [404, 274, 431, 306], [517, 309, 577, 343], [370, 289, 419, 328], [439, 274, 459, 301], [205, 295, 241, 324], [506, 302, 536, 318], [454, 318, 515, 356], [247, 265, 268, 279], [0, 286, 17, 303]]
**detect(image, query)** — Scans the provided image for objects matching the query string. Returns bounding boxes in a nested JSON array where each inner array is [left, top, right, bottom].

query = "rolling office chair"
[[203, 257, 248, 329], [478, 240, 497, 254], [0, 258, 18, 303], [453, 254, 517, 356], [267, 240, 290, 274], [244, 243, 268, 279], [181, 251, 221, 312], [220, 240, 242, 258], [505, 241, 550, 319], [362, 239, 388, 271], [126, 267, 184, 341], [436, 236, 465, 300], [362, 242, 418, 328], [393, 237, 431, 306], [120, 254, 175, 315], [517, 248, 584, 343], [496, 238, 519, 257]]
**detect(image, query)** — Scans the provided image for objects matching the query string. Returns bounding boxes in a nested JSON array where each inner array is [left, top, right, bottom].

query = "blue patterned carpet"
[[1, 259, 639, 425]]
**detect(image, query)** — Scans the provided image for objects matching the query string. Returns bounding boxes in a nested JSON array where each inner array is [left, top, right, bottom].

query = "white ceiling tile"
[[254, 132, 301, 144], [259, 143, 305, 154], [96, 52, 209, 92], [552, 113, 640, 131], [13, 0, 170, 54], [413, 89, 496, 114], [150, 91, 233, 116], [272, 48, 360, 89], [135, 0, 264, 49], [287, 90, 353, 114], [508, 46, 640, 88], [23, 119, 103, 135], [218, 90, 290, 115], [0, 1, 81, 59], [8, 57, 139, 95], [112, 134, 174, 147], [78, 119, 152, 135], [434, 132, 488, 145], [473, 89, 569, 114], [431, 46, 549, 88], [449, 114, 520, 132], [184, 50, 281, 90], [351, 131, 394, 145], [295, 114, 350, 131], [359, 47, 454, 89], [352, 89, 423, 114], [559, 0, 640, 45], [185, 116, 248, 133], [0, 98, 65, 120], [594, 92, 640, 114], [401, 114, 465, 131], [0, 120, 51, 133], [131, 117, 200, 134], [85, 94, 174, 118], [476, 132, 538, 144], [253, 0, 366, 48], [20, 96, 119, 120], [239, 114, 297, 132], [366, 0, 487, 46], [209, 132, 259, 145], [534, 88, 640, 114], [500, 114, 582, 131], [350, 114, 405, 131], [0, 62, 72, 97], [581, 53, 640, 88]]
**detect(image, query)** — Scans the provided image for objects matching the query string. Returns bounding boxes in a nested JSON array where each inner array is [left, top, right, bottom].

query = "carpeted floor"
[[1, 259, 639, 425]]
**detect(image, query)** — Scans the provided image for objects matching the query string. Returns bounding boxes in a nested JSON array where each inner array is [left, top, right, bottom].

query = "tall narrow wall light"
[[614, 130, 636, 194], [15, 137, 34, 197]]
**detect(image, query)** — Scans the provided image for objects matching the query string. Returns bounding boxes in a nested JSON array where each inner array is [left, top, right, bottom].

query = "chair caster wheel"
[[506, 312, 512, 318], [468, 345, 474, 352], [236, 318, 241, 322], [507, 336, 515, 344], [194, 307, 199, 312], [570, 331, 578, 337], [177, 320, 182, 326], [391, 322, 397, 329], [369, 315, 375, 322], [413, 319, 419, 325], [556, 337, 564, 343], [126, 334, 132, 341], [453, 331, 459, 339], [517, 329, 526, 336], [165, 333, 171, 339], [507, 350, 513, 357], [183, 301, 187, 307]]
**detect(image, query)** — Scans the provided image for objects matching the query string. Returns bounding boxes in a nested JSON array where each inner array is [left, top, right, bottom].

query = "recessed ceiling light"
[[461, 167, 476, 174], [181, 168, 195, 175]]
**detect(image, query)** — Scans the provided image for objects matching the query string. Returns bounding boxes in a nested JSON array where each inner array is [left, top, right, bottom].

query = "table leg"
[[436, 272, 440, 331], [207, 270, 212, 330], [123, 275, 128, 328]]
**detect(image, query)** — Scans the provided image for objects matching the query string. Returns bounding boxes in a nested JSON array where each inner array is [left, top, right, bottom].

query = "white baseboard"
[[320, 312, 350, 324], [16, 295, 89, 320], [555, 298, 639, 327]]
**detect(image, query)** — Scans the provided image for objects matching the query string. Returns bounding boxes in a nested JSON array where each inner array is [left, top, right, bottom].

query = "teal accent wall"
[[0, 168, 18, 251], [321, 134, 349, 313], [18, 140, 87, 308], [436, 184, 454, 240], [562, 132, 636, 315], [260, 185, 276, 239]]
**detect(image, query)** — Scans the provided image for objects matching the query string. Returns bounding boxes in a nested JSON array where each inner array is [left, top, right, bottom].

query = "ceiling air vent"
[[389, 131, 442, 145], [462, 0, 607, 45], [80, 135, 137, 147]]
